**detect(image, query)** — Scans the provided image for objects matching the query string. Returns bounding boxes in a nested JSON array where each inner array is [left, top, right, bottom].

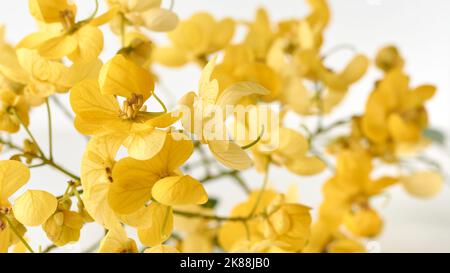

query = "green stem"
[[0, 131, 80, 181], [87, 0, 99, 21], [45, 98, 53, 161], [4, 216, 34, 253], [173, 209, 253, 222], [241, 125, 264, 150], [247, 166, 270, 217], [153, 93, 167, 113], [42, 244, 57, 253], [13, 109, 45, 158], [322, 44, 357, 60], [314, 81, 324, 133], [198, 168, 250, 193], [45, 160, 80, 181]]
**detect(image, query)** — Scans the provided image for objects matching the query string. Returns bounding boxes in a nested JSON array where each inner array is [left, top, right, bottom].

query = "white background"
[[1, 0, 449, 252]]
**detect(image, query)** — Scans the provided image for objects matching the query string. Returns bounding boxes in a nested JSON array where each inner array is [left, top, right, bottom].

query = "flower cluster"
[[0, 0, 445, 253]]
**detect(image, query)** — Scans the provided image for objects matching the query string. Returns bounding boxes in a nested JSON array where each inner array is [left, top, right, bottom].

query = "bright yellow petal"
[[216, 82, 269, 110], [277, 128, 309, 157], [99, 54, 153, 100], [138, 203, 173, 247], [0, 160, 30, 201], [70, 79, 121, 134], [123, 129, 167, 160], [142, 8, 179, 32], [168, 19, 205, 53], [152, 46, 188, 67], [81, 135, 122, 190], [401, 171, 443, 198], [89, 6, 120, 26], [285, 156, 326, 176], [149, 132, 193, 171], [152, 175, 208, 206], [108, 157, 160, 214], [83, 183, 122, 232], [38, 34, 78, 60], [98, 228, 138, 253], [16, 31, 60, 50], [29, 0, 77, 23], [341, 54, 369, 85], [13, 190, 57, 226], [118, 205, 153, 228], [208, 140, 253, 170], [211, 18, 235, 50], [361, 92, 389, 143], [199, 56, 219, 104], [145, 112, 181, 128], [69, 25, 103, 62], [387, 113, 420, 143]]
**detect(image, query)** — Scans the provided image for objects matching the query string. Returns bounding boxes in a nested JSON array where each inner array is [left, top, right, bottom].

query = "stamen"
[[0, 219, 6, 231], [119, 93, 145, 120], [60, 10, 75, 31]]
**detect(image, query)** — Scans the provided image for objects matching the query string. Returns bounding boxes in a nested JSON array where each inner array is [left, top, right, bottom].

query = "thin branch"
[[45, 98, 53, 161], [247, 166, 270, 217], [4, 216, 34, 253]]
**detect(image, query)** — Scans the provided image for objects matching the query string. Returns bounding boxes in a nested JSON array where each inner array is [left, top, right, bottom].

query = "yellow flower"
[[178, 57, 268, 170], [265, 0, 368, 116], [264, 127, 325, 176], [108, 132, 207, 215], [375, 45, 404, 72], [0, 160, 30, 252], [153, 12, 235, 67], [81, 135, 123, 232], [362, 69, 435, 148], [19, 0, 116, 62], [304, 220, 366, 253], [232, 108, 325, 175], [71, 55, 178, 160], [98, 228, 138, 253], [0, 89, 30, 133], [218, 190, 312, 252], [43, 208, 84, 246], [262, 198, 312, 252], [343, 207, 383, 238], [118, 32, 154, 69], [318, 150, 396, 233], [212, 44, 282, 102], [108, 0, 179, 33], [0, 48, 101, 101]]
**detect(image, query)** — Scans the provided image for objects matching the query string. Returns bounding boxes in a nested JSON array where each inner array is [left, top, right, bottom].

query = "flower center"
[[119, 93, 145, 120], [60, 10, 76, 31]]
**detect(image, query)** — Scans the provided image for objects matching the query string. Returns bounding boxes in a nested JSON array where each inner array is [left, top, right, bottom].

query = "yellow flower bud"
[[375, 45, 404, 72], [43, 210, 83, 246], [344, 208, 383, 238]]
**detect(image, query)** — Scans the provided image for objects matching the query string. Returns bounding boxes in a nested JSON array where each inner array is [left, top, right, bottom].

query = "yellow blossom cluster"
[[0, 0, 445, 253]]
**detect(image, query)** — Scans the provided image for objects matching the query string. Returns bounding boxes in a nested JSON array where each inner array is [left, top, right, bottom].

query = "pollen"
[[119, 93, 145, 120]]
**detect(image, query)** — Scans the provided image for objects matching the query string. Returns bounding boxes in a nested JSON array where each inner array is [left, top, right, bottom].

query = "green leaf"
[[201, 198, 218, 209], [423, 128, 446, 146]]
